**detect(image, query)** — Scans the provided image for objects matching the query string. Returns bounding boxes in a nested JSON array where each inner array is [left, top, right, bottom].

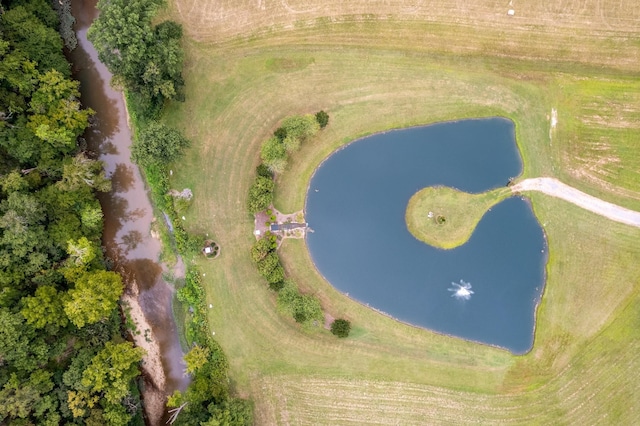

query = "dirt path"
[[511, 177, 640, 228]]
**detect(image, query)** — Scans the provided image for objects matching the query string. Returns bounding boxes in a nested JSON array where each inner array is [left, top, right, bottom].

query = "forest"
[[0, 0, 144, 423]]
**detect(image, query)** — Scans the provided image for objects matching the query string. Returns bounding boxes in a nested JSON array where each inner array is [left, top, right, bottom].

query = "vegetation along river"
[[306, 118, 548, 353], [69, 0, 189, 420]]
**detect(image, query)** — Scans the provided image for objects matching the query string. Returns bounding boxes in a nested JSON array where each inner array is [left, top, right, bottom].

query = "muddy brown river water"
[[69, 0, 189, 422]]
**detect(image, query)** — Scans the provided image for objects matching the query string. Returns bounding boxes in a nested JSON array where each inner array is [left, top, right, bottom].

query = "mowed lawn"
[[162, 1, 640, 424]]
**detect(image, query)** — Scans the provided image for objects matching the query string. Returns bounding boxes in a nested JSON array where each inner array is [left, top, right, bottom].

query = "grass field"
[[161, 1, 640, 423]]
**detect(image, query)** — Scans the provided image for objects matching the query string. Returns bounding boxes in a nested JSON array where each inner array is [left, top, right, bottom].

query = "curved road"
[[511, 177, 640, 228]]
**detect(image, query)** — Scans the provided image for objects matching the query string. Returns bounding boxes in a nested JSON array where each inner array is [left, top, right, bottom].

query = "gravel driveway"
[[511, 177, 640, 228]]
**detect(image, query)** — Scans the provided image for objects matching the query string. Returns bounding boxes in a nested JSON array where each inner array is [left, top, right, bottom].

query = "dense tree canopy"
[[64, 270, 124, 328], [88, 0, 185, 112], [0, 1, 144, 424]]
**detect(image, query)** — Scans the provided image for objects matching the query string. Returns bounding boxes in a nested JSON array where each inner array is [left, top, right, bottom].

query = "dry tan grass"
[[173, 0, 640, 42]]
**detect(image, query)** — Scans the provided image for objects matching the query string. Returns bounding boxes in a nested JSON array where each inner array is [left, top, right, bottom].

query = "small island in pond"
[[406, 186, 513, 249]]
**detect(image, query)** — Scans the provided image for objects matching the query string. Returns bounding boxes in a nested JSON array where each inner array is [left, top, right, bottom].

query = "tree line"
[[0, 0, 144, 423], [248, 113, 351, 337]]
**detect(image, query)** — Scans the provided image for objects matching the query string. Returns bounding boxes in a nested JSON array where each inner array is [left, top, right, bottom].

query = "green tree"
[[260, 136, 287, 173], [256, 251, 284, 284], [60, 237, 101, 282], [315, 110, 329, 128], [0, 370, 54, 421], [282, 134, 300, 153], [331, 318, 351, 338], [1, 3, 70, 74], [57, 153, 111, 192], [0, 170, 30, 194], [281, 114, 319, 141], [80, 205, 104, 233], [250, 235, 276, 263], [0, 308, 50, 372], [28, 70, 93, 163], [88, 0, 160, 85], [276, 280, 323, 325], [20, 285, 68, 330], [88, 0, 184, 109], [255, 163, 273, 178], [81, 341, 145, 404], [247, 176, 274, 213], [139, 20, 185, 102], [131, 121, 190, 167], [64, 270, 123, 328], [184, 345, 210, 374], [0, 192, 51, 299]]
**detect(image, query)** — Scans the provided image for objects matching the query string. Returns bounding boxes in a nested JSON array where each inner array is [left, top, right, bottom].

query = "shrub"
[[173, 196, 192, 215], [315, 110, 329, 128], [330, 318, 351, 338]]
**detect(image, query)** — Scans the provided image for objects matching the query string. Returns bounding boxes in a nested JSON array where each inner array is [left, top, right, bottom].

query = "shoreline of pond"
[[303, 118, 548, 354]]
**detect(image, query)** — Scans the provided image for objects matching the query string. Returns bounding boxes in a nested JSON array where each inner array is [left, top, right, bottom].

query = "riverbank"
[[121, 282, 166, 426], [70, 0, 190, 422]]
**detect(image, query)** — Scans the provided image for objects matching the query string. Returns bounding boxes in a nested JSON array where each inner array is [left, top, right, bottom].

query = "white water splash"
[[448, 280, 474, 300]]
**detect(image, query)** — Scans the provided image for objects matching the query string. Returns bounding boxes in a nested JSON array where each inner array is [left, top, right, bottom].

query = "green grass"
[[160, 1, 640, 423], [405, 186, 512, 249]]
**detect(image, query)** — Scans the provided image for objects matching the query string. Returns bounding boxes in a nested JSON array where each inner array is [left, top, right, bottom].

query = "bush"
[[330, 318, 351, 338], [177, 269, 206, 309], [315, 110, 329, 128]]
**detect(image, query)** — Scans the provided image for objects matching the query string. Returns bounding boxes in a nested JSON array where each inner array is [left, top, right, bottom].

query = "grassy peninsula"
[[406, 186, 512, 249]]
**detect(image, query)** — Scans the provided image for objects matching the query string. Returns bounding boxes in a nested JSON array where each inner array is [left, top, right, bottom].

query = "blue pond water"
[[305, 118, 547, 354]]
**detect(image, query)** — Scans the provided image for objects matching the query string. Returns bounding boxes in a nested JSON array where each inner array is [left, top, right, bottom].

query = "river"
[[69, 0, 189, 422]]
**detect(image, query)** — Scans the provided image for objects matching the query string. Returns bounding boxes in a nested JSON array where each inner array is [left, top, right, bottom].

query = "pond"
[[305, 118, 547, 354]]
